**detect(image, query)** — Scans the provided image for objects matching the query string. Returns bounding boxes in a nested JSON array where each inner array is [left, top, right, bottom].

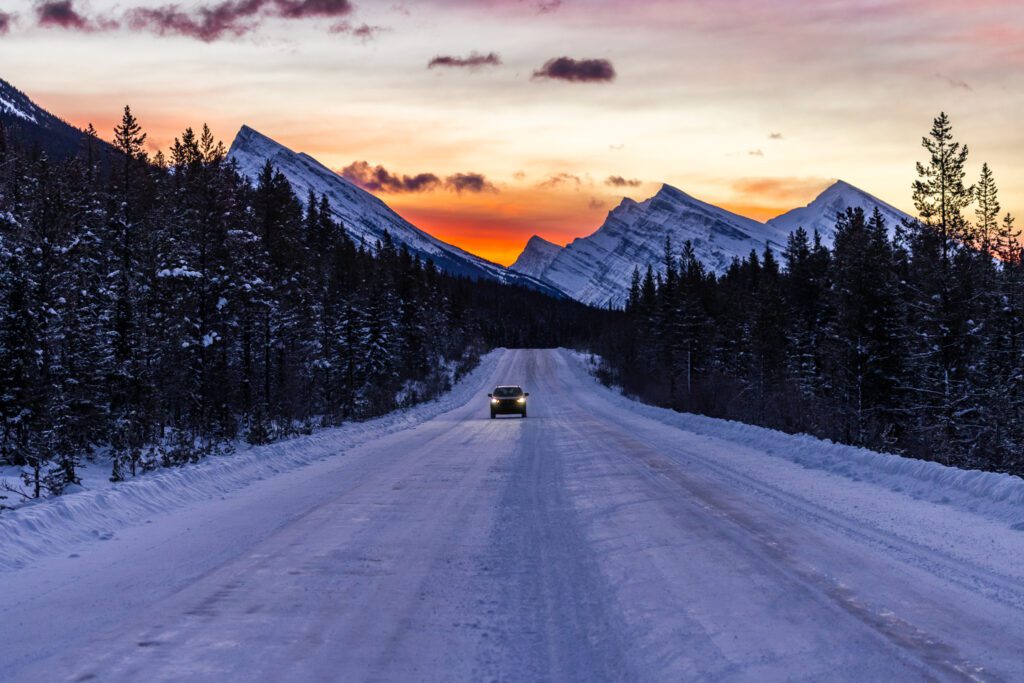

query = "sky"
[[1, 0, 1022, 265]]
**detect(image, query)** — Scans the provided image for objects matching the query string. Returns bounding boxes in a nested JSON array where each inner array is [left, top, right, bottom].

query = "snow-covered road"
[[2, 349, 1024, 681]]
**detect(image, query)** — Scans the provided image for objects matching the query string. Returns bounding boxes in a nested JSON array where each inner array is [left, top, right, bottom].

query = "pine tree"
[[911, 111, 975, 262], [975, 162, 1000, 253]]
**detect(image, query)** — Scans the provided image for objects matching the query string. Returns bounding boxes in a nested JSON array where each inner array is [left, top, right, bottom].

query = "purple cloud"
[[340, 162, 497, 194], [341, 160, 441, 193], [329, 20, 382, 38], [36, 0, 117, 31], [605, 175, 641, 187], [0, 11, 15, 34], [532, 56, 615, 83], [446, 172, 497, 194], [126, 0, 353, 41], [428, 52, 502, 69]]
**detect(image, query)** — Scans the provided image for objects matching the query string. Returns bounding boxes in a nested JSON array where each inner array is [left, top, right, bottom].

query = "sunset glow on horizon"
[[3, 0, 1023, 265]]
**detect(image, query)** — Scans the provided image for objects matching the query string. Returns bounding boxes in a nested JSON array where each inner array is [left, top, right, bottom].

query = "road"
[[2, 349, 1023, 681]]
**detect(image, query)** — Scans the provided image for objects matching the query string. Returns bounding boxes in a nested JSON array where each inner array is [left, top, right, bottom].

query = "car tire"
[[490, 412, 496, 419], [521, 411, 527, 418]]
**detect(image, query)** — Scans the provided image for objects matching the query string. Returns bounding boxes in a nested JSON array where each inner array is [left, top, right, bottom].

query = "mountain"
[[514, 183, 790, 308], [0, 78, 107, 161], [227, 126, 560, 295], [509, 235, 562, 279], [765, 180, 909, 243], [512, 180, 912, 308]]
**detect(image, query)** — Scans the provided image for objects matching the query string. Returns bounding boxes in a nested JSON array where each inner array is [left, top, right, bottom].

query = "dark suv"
[[489, 385, 529, 418]]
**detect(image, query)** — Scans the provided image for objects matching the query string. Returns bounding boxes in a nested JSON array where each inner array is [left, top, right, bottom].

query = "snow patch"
[[568, 350, 1024, 528], [0, 94, 37, 123]]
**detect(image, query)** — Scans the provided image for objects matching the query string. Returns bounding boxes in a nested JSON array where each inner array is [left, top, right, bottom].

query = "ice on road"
[[2, 349, 1023, 682]]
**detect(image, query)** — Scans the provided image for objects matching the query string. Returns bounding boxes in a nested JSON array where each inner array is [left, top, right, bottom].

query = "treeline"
[[0, 108, 607, 500], [596, 114, 1024, 477]]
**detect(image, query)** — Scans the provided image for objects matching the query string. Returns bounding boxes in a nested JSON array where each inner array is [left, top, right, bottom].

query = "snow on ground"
[[571, 350, 1024, 529], [0, 349, 501, 571], [2, 348, 1023, 681]]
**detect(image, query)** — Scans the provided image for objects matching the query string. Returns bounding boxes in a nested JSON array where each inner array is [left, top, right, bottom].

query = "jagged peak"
[[526, 234, 558, 247]]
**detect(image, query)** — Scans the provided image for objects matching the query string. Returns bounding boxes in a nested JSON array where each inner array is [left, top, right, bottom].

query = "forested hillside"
[[595, 114, 1024, 477], [0, 108, 609, 501]]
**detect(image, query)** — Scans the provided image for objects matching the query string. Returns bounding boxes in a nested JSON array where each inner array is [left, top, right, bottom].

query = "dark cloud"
[[36, 0, 116, 31], [446, 172, 497, 194], [605, 175, 641, 187], [275, 0, 352, 19], [126, 0, 353, 41], [340, 160, 441, 193], [340, 162, 496, 194], [428, 51, 502, 69], [769, 132, 784, 139], [532, 56, 615, 83], [20, 0, 367, 40], [535, 0, 561, 13], [0, 11, 15, 34]]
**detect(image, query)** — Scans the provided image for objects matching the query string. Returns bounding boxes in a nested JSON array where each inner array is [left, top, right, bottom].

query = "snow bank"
[[566, 350, 1024, 528], [0, 350, 503, 572]]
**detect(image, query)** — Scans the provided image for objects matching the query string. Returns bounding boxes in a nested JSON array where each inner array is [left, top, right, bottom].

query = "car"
[[489, 385, 529, 418]]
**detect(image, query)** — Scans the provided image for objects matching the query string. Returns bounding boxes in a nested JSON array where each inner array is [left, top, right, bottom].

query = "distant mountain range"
[[3, 75, 913, 309], [511, 180, 912, 308]]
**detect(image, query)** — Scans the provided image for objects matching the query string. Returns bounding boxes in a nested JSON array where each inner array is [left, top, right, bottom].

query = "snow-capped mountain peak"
[[227, 126, 560, 294], [528, 182, 784, 308], [510, 235, 562, 279], [765, 179, 909, 242], [513, 180, 912, 308]]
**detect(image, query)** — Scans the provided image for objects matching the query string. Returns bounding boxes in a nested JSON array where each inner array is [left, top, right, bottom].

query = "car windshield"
[[493, 387, 523, 398]]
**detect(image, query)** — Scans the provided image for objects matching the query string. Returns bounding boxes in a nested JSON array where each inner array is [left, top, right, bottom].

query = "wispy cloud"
[[0, 11, 14, 34], [428, 51, 502, 69], [329, 20, 383, 39], [34, 0, 362, 40], [539, 172, 583, 188], [935, 73, 972, 90]]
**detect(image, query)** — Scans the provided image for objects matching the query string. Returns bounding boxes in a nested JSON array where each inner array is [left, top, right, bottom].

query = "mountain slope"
[[227, 126, 560, 294], [510, 235, 562, 279], [517, 180, 912, 308], [0, 78, 108, 161], [529, 184, 788, 308]]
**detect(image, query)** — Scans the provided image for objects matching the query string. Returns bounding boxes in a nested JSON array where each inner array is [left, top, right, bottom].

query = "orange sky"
[[3, 0, 1023, 265]]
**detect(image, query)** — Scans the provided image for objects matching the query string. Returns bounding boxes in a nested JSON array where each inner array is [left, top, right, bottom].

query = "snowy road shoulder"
[[0, 350, 505, 572], [566, 350, 1024, 530]]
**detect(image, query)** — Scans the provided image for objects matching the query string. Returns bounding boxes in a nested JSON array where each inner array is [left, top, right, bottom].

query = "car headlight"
[[490, 398, 498, 404], [517, 397, 526, 403]]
